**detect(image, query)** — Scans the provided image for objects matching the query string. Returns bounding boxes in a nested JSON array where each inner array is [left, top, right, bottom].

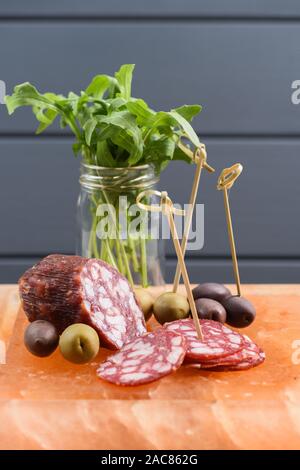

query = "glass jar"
[[77, 162, 165, 286]]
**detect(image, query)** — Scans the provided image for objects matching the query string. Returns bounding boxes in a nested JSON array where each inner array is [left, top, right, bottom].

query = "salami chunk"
[[200, 335, 265, 370], [97, 329, 186, 386], [164, 318, 244, 362], [19, 254, 146, 350]]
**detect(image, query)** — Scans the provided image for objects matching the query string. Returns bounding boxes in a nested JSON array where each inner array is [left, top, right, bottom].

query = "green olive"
[[134, 287, 154, 321], [59, 323, 100, 364], [153, 292, 190, 325]]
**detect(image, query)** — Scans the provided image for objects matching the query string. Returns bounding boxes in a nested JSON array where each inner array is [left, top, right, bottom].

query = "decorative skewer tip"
[[217, 163, 243, 191]]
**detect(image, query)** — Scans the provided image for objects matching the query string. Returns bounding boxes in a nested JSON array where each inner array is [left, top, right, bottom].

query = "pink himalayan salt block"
[[0, 286, 300, 449]]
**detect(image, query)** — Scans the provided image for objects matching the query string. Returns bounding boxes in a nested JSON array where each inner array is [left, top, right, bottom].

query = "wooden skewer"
[[173, 144, 215, 293], [164, 199, 203, 340], [136, 190, 203, 341], [217, 163, 243, 297], [223, 189, 241, 296]]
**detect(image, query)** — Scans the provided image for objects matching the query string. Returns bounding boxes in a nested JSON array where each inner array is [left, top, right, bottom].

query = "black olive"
[[192, 283, 231, 303], [222, 296, 256, 328], [24, 320, 59, 357], [195, 298, 227, 323]]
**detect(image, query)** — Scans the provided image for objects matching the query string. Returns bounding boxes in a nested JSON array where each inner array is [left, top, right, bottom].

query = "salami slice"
[[97, 328, 186, 386], [19, 254, 146, 350], [203, 350, 265, 372], [205, 353, 266, 372], [164, 318, 245, 362], [200, 335, 265, 369]]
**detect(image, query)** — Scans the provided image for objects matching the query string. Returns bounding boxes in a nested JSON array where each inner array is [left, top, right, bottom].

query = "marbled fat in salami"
[[19, 254, 146, 349], [164, 318, 245, 363], [98, 328, 187, 386], [201, 336, 266, 372], [200, 335, 265, 370]]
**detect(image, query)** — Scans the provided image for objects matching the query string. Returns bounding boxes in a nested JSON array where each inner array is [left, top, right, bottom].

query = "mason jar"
[[77, 162, 165, 287]]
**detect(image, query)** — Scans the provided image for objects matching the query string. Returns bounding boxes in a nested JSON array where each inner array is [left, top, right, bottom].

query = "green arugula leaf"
[[168, 111, 200, 147], [66, 91, 81, 115], [173, 104, 202, 122], [72, 141, 84, 156], [108, 97, 127, 113], [96, 141, 116, 167], [85, 75, 117, 100], [145, 111, 200, 147], [115, 64, 135, 100], [172, 144, 193, 164], [5, 83, 58, 115], [44, 92, 68, 104], [32, 106, 53, 124], [83, 118, 98, 146], [36, 108, 58, 134], [97, 110, 138, 134], [149, 111, 176, 129], [59, 115, 68, 129], [143, 135, 176, 173], [144, 136, 175, 161], [97, 111, 143, 165], [126, 99, 156, 126]]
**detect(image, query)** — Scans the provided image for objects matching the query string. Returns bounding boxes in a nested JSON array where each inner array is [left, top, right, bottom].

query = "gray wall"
[[0, 1, 300, 283]]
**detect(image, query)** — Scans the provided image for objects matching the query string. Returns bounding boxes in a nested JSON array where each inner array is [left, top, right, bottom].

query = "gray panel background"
[[1, 1, 300, 18], [1, 23, 300, 135], [0, 2, 299, 283]]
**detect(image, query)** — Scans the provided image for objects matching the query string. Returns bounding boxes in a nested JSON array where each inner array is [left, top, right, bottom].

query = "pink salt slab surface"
[[0, 284, 300, 450]]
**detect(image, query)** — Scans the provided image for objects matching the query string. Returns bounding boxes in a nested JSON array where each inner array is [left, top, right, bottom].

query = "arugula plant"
[[5, 64, 202, 286], [5, 64, 201, 171]]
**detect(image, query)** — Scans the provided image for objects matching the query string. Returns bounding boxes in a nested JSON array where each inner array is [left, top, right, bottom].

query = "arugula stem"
[[143, 128, 153, 143], [104, 239, 118, 269], [92, 224, 100, 258], [88, 216, 97, 257], [116, 236, 133, 285], [101, 189, 134, 286], [129, 237, 139, 272], [115, 238, 125, 275], [90, 193, 119, 269], [140, 236, 148, 287], [68, 119, 81, 140], [100, 238, 106, 261], [59, 108, 82, 141], [89, 168, 134, 283]]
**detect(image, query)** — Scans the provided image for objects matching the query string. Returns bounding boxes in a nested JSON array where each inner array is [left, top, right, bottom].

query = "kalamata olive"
[[195, 298, 227, 323], [153, 292, 190, 325], [192, 283, 231, 303], [24, 320, 59, 357], [222, 296, 256, 328], [59, 323, 100, 364], [133, 287, 154, 321]]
